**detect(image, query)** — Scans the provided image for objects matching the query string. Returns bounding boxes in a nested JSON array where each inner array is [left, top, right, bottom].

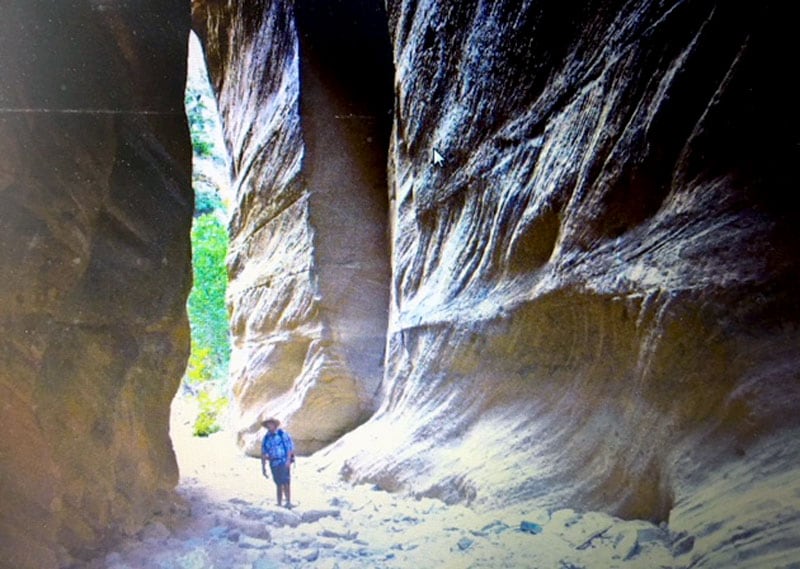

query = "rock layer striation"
[[0, 3, 192, 567], [339, 1, 799, 565], [2, 1, 797, 567], [192, 0, 393, 454], [197, 0, 800, 567]]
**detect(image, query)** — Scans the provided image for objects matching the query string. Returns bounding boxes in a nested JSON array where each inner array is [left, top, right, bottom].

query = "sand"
[[83, 397, 689, 568]]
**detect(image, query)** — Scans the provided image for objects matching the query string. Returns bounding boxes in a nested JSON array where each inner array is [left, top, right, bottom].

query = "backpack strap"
[[278, 429, 293, 462]]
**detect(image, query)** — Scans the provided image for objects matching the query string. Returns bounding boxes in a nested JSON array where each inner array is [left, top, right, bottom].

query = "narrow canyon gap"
[[294, 0, 394, 444], [192, 0, 393, 455]]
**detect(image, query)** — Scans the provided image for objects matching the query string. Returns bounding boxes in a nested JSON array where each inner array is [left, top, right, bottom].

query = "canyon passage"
[[1, 1, 798, 568]]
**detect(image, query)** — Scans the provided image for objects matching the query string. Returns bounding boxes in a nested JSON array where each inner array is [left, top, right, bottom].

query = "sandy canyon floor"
[[83, 397, 691, 568]]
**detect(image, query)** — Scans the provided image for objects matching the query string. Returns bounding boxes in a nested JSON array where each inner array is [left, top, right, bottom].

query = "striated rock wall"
[[323, 0, 800, 565], [0, 2, 192, 567], [194, 0, 798, 565], [192, 0, 393, 454]]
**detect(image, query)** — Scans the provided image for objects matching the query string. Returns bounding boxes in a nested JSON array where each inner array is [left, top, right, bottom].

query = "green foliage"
[[194, 187, 224, 217], [193, 390, 228, 437], [186, 213, 230, 383], [183, 41, 232, 437], [185, 91, 216, 159], [185, 339, 213, 385], [184, 213, 230, 437], [186, 64, 229, 217]]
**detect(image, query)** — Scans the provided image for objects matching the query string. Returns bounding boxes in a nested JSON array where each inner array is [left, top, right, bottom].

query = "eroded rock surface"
[[0, 3, 192, 567], [192, 0, 393, 454], [326, 1, 800, 566], [195, 0, 799, 567], [3, 1, 797, 567]]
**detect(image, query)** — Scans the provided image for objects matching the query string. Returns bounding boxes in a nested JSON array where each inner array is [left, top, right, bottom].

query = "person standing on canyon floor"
[[260, 418, 296, 509]]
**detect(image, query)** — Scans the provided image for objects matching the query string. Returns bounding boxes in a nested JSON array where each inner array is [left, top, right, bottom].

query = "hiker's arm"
[[261, 453, 269, 476]]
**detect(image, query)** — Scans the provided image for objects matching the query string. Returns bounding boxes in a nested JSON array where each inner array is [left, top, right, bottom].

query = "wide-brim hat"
[[261, 417, 280, 427]]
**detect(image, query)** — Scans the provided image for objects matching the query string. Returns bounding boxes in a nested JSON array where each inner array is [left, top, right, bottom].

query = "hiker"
[[260, 418, 296, 509]]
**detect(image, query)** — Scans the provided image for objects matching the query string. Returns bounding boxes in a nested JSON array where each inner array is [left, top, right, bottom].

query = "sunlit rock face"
[[0, 3, 192, 567], [317, 0, 799, 565], [196, 0, 798, 565], [192, 0, 393, 454]]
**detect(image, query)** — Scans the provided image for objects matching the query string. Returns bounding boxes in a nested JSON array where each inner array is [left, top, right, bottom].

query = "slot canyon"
[[1, 1, 798, 568]]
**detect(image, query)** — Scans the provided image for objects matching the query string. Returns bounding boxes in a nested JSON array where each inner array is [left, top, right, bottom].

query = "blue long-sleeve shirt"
[[261, 429, 294, 465]]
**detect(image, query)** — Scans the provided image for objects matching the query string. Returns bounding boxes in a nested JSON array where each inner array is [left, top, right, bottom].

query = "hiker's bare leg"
[[276, 485, 282, 506], [285, 483, 291, 507]]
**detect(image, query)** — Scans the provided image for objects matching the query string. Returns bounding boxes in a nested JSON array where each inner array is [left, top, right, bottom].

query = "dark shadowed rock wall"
[[0, 2, 192, 567], [192, 0, 393, 454]]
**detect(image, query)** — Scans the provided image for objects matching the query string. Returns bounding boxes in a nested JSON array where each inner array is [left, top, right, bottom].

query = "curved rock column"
[[0, 3, 192, 567], [192, 0, 392, 454]]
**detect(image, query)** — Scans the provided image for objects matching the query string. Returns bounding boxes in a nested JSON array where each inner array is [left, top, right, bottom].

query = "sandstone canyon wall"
[[1, 1, 797, 567], [197, 0, 799, 566], [192, 0, 393, 454], [0, 3, 192, 568]]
